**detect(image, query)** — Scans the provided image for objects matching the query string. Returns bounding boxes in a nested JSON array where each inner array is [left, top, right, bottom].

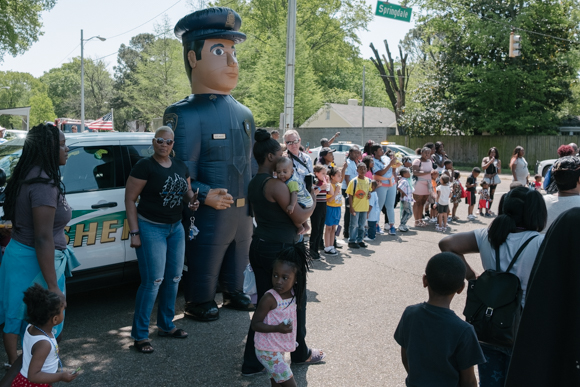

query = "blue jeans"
[[383, 185, 397, 227], [349, 212, 367, 243], [400, 201, 413, 226], [367, 220, 377, 239], [131, 218, 185, 341], [478, 344, 512, 386]]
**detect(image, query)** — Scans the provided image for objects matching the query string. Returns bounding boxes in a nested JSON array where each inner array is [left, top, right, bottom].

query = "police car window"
[[330, 144, 341, 151], [61, 146, 116, 193], [127, 145, 154, 169], [0, 140, 24, 184]]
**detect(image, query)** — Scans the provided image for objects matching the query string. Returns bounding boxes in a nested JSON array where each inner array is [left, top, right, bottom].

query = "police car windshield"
[[0, 139, 24, 182]]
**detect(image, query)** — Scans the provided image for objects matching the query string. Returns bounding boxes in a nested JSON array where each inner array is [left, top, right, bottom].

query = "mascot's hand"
[[205, 188, 234, 210]]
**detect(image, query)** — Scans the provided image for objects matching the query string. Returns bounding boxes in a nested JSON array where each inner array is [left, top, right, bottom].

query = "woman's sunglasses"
[[154, 138, 174, 145]]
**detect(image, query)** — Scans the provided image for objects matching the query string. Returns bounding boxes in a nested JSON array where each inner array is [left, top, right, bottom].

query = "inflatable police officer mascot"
[[163, 7, 255, 321]]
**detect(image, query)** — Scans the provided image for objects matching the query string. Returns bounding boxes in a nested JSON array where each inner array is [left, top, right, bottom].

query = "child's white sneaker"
[[429, 217, 438, 223]]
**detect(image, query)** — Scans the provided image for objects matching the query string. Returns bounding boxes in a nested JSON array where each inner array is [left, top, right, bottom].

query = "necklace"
[[33, 326, 63, 372]]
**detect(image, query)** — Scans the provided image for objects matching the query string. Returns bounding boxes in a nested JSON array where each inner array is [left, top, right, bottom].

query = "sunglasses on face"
[[285, 139, 299, 145], [154, 138, 174, 145]]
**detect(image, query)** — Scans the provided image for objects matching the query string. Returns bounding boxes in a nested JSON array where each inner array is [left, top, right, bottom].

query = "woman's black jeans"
[[241, 238, 310, 373]]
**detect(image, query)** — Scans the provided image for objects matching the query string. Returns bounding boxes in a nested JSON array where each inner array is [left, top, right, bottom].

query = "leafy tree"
[[40, 57, 114, 120], [112, 33, 156, 131], [0, 0, 56, 62], [0, 71, 44, 128], [410, 0, 580, 135], [123, 21, 190, 124], [83, 59, 114, 119], [400, 78, 465, 136], [29, 89, 56, 125], [243, 28, 323, 127], [40, 60, 80, 118], [210, 0, 376, 126]]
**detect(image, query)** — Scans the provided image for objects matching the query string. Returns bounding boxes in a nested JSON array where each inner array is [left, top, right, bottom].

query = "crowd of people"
[[0, 123, 578, 386]]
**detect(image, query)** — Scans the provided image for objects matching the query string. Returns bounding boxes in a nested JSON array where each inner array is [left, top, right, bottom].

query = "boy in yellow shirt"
[[346, 162, 372, 249]]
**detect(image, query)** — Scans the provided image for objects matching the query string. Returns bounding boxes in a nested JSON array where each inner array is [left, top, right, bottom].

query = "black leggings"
[[489, 184, 497, 201]]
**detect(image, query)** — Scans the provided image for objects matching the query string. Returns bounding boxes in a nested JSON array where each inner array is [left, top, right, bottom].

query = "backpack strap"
[[494, 235, 538, 273]]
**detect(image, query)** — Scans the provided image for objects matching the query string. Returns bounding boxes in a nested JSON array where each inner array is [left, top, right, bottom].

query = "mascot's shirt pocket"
[[205, 134, 230, 162]]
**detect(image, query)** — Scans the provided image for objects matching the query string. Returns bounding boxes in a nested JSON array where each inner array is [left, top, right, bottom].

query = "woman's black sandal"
[[134, 341, 154, 354], [158, 328, 188, 339]]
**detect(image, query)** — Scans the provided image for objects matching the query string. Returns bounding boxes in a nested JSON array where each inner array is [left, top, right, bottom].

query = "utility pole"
[[81, 30, 106, 132], [362, 65, 365, 146], [283, 0, 297, 133]]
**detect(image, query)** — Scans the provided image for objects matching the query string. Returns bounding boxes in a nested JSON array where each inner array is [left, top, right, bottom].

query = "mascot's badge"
[[243, 120, 251, 138], [163, 113, 178, 130], [226, 10, 235, 29]]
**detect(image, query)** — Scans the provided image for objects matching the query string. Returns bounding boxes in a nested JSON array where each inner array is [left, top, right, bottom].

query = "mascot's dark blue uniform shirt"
[[164, 93, 256, 220]]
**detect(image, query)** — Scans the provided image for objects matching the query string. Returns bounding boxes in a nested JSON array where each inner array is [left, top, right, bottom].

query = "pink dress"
[[254, 289, 297, 352], [412, 159, 433, 196]]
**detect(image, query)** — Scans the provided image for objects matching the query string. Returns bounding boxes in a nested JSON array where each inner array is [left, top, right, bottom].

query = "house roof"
[[301, 103, 397, 128]]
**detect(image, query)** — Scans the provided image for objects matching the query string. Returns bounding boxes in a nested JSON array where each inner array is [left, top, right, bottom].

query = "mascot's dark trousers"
[[181, 203, 253, 321]]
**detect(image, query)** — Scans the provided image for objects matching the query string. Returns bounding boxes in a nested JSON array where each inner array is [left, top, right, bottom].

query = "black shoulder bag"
[[463, 235, 538, 347]]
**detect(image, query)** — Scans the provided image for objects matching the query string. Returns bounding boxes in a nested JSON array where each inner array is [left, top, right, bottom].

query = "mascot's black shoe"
[[184, 301, 219, 322], [222, 292, 256, 311]]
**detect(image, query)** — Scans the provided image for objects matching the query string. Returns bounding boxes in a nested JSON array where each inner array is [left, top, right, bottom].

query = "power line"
[[48, 0, 184, 68], [104, 0, 183, 40], [93, 28, 174, 62], [435, 0, 580, 45], [52, 43, 80, 69], [480, 15, 580, 45]]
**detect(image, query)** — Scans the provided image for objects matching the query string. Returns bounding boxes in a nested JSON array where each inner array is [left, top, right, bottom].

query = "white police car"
[[0, 132, 155, 292]]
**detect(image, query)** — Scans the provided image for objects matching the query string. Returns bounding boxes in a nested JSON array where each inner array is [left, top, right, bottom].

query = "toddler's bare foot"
[[302, 223, 310, 234], [297, 225, 306, 234]]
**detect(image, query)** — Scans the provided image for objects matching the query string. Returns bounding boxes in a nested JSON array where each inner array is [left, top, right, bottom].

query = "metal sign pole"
[[283, 0, 297, 133]]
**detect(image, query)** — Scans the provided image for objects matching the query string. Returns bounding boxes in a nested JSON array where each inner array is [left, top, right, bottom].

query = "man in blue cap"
[[163, 7, 255, 321]]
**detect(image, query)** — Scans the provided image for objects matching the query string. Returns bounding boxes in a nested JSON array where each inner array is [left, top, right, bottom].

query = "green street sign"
[[375, 2, 413, 23]]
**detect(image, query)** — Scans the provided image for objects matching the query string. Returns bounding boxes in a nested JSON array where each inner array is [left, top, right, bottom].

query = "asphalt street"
[[1, 174, 518, 386]]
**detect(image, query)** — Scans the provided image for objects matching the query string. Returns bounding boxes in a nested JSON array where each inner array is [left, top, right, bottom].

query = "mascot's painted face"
[[189, 38, 239, 94]]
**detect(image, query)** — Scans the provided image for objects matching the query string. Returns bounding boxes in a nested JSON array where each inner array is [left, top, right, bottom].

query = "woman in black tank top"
[[481, 147, 502, 214], [242, 130, 325, 374]]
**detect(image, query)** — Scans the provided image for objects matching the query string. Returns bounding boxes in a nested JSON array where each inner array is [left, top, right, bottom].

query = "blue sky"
[[0, 0, 415, 78]]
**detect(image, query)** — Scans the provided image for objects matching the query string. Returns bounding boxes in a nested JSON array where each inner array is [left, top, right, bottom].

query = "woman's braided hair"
[[3, 123, 64, 223]]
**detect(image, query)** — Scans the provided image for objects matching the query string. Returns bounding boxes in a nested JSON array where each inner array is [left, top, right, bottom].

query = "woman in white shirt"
[[510, 146, 529, 185], [439, 187, 547, 387]]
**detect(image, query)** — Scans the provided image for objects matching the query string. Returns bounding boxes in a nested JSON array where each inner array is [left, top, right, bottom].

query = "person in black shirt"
[[125, 126, 199, 354], [465, 167, 480, 220], [395, 253, 485, 386]]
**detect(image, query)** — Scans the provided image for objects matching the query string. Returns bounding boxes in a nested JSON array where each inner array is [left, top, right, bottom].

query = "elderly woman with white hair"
[[125, 126, 199, 354], [283, 129, 313, 183]]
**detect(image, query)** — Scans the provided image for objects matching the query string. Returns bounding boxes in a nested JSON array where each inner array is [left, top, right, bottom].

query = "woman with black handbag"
[[438, 187, 547, 387]]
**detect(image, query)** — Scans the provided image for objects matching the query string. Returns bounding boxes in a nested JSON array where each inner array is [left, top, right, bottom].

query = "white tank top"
[[20, 324, 59, 378]]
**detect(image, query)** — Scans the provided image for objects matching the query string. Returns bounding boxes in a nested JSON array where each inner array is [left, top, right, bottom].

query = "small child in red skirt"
[[12, 284, 78, 387], [478, 181, 492, 217]]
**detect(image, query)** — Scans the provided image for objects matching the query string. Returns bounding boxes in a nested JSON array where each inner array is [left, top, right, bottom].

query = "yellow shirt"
[[326, 183, 343, 207], [346, 177, 372, 212]]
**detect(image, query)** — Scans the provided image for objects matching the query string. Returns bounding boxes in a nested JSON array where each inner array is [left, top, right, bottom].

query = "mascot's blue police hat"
[[174, 7, 246, 44]]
